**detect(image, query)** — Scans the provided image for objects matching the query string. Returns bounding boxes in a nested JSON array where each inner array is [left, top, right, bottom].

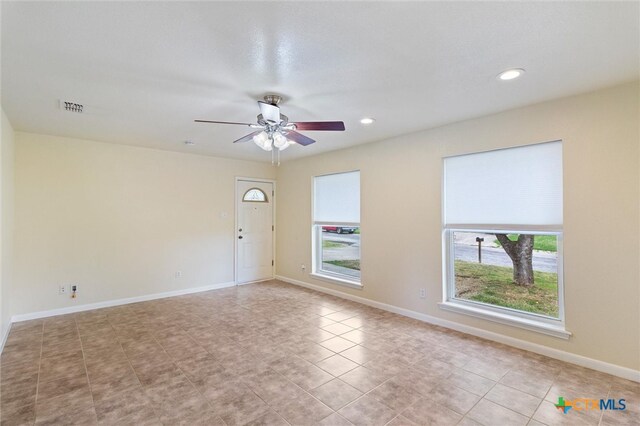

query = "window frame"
[[440, 141, 568, 338], [441, 226, 569, 339], [311, 170, 362, 288], [311, 223, 362, 288]]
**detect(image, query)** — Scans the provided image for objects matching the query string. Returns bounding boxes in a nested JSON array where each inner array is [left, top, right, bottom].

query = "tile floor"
[[0, 280, 638, 425]]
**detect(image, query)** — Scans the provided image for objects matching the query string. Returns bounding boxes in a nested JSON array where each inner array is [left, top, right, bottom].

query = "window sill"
[[438, 301, 572, 339], [310, 272, 362, 289]]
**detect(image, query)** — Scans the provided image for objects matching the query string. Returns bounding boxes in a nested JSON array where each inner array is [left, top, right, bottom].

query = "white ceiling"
[[2, 1, 638, 162]]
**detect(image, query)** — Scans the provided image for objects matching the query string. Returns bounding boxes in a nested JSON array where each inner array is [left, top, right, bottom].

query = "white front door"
[[236, 180, 274, 284]]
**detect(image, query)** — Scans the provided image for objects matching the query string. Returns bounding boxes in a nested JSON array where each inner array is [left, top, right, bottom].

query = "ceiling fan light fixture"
[[273, 132, 290, 150], [252, 131, 272, 151], [497, 68, 525, 81]]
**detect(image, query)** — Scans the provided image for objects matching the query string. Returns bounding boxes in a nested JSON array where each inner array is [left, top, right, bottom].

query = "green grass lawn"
[[493, 234, 557, 252], [322, 240, 349, 249], [325, 259, 360, 270], [455, 260, 558, 317]]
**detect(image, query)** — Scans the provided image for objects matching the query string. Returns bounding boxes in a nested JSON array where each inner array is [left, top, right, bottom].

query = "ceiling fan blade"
[[292, 121, 345, 131], [233, 130, 263, 144], [258, 101, 281, 123], [195, 120, 254, 126], [284, 130, 316, 146]]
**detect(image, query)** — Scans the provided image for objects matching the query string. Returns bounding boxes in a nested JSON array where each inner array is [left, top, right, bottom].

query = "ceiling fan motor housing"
[[263, 94, 283, 105], [257, 113, 288, 127]]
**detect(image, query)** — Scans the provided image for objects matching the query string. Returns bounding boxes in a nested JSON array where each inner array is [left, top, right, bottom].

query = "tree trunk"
[[495, 234, 535, 286]]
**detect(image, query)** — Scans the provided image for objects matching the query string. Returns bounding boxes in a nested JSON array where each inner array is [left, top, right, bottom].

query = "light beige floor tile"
[[445, 368, 496, 396], [428, 382, 481, 415], [297, 327, 337, 343], [0, 402, 36, 426], [341, 317, 365, 329], [386, 414, 418, 426], [317, 412, 354, 426], [310, 378, 363, 410], [35, 406, 98, 425], [401, 398, 462, 426], [325, 311, 358, 322], [368, 379, 422, 412], [338, 395, 397, 426], [500, 369, 553, 398], [600, 408, 640, 426], [340, 345, 378, 365], [0, 281, 626, 426], [322, 323, 355, 336], [244, 409, 289, 426], [35, 387, 95, 419], [341, 329, 367, 344], [276, 391, 334, 425], [339, 366, 390, 393], [467, 399, 529, 426], [290, 364, 335, 390], [316, 354, 359, 377], [463, 359, 511, 382], [320, 336, 357, 353], [484, 383, 542, 417], [93, 386, 153, 423], [216, 391, 271, 426], [244, 369, 306, 408]]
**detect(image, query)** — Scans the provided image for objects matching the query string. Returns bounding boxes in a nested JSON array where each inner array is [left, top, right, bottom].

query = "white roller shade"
[[314, 171, 360, 224], [444, 141, 562, 226]]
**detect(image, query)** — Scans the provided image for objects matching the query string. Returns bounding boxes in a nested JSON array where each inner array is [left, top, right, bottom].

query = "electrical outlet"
[[175, 271, 182, 278], [59, 285, 67, 295], [419, 288, 426, 299], [301, 264, 306, 271]]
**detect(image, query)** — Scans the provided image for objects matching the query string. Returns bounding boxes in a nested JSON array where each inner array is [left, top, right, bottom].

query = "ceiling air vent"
[[60, 100, 84, 113]]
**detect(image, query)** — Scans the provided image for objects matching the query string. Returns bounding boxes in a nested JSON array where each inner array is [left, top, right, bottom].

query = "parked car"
[[322, 226, 357, 234]]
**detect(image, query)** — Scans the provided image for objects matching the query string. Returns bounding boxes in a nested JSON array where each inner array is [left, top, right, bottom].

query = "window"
[[243, 188, 268, 202], [441, 141, 568, 338], [312, 171, 361, 287]]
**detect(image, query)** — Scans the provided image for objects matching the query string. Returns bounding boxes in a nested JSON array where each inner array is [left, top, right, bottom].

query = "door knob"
[[238, 236, 243, 239]]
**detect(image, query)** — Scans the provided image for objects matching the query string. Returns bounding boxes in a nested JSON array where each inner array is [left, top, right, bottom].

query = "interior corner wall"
[[275, 81, 640, 372], [12, 133, 276, 317], [1, 108, 15, 344]]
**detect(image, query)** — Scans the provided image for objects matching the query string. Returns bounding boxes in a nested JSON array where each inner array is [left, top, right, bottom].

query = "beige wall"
[[276, 82, 640, 371], [7, 82, 639, 371], [12, 133, 275, 316], [1, 109, 15, 341]]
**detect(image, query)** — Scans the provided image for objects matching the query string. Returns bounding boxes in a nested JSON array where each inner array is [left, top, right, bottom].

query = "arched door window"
[[242, 188, 268, 203]]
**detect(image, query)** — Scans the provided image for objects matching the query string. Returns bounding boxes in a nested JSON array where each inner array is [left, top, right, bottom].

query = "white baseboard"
[[11, 281, 236, 323], [275, 275, 640, 383], [237, 277, 275, 286]]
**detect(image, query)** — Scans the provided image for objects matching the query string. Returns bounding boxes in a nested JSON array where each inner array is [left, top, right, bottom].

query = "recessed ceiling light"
[[497, 68, 525, 81], [184, 140, 195, 146], [360, 118, 375, 125]]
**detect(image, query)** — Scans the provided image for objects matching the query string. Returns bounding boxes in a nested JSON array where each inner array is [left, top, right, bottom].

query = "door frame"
[[234, 176, 276, 285]]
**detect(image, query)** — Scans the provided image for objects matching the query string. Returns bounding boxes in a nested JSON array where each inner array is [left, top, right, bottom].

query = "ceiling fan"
[[195, 95, 345, 161]]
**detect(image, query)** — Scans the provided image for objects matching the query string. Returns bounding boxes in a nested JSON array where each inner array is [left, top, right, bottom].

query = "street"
[[320, 231, 557, 274], [454, 244, 557, 272]]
